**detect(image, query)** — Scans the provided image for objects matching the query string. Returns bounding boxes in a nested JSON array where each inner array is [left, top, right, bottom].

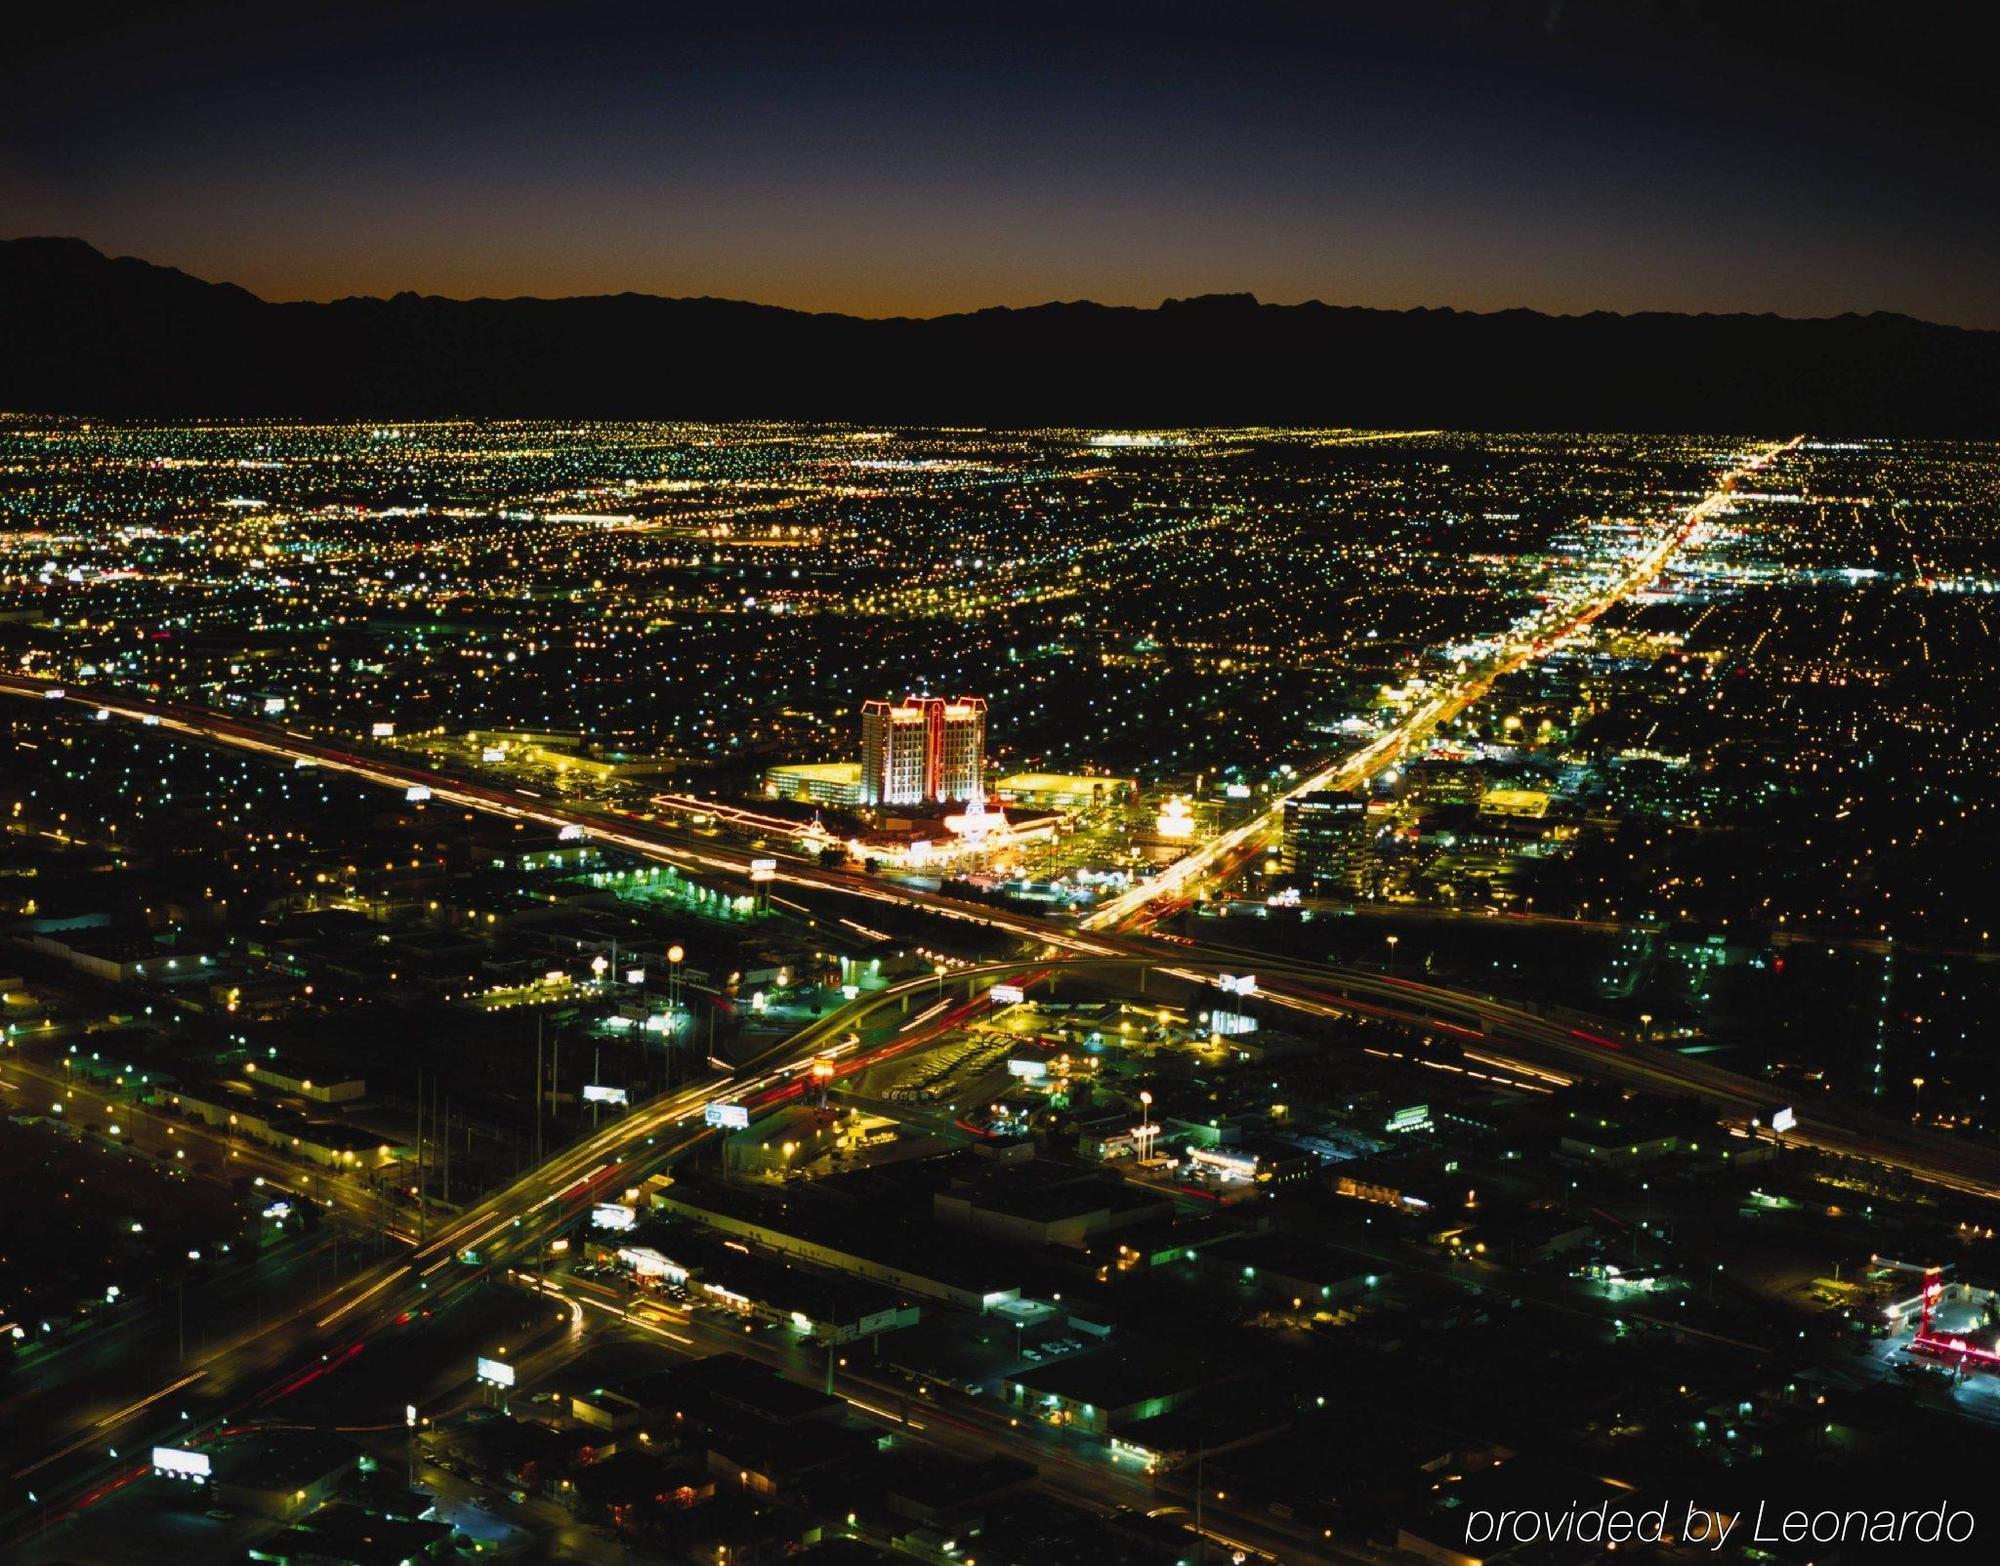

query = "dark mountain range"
[[4, 237, 1997, 433]]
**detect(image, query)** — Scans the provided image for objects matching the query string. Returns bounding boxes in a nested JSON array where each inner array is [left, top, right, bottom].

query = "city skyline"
[[5, 5, 2000, 1560], [4, 417, 2000, 1561]]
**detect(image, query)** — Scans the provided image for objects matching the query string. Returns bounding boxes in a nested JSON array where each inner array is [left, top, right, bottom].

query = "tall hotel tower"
[[860, 696, 986, 806]]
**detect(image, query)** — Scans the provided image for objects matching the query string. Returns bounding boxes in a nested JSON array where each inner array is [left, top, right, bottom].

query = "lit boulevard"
[[4, 422, 1998, 1561]]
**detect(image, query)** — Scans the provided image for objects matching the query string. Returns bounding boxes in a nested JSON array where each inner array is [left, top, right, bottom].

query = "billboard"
[[405, 785, 432, 802], [704, 1101, 750, 1131], [1216, 973, 1258, 997], [591, 1203, 636, 1230], [476, 1356, 515, 1388], [370, 721, 395, 738], [1770, 1105, 1797, 1134], [582, 1084, 628, 1106], [749, 857, 777, 882], [153, 1447, 211, 1482], [990, 984, 1026, 1005], [1006, 1058, 1048, 1079]]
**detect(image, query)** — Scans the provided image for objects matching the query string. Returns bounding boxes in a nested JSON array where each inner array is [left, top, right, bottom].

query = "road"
[[0, 671, 1131, 969], [20, 928, 1979, 1542], [2, 926, 1980, 1547], [0, 1051, 405, 1233], [3, 949, 1384, 1558], [1256, 895, 2000, 967], [17, 432, 1945, 1559], [0, 446, 1795, 968], [1082, 436, 1803, 929], [533, 1271, 1360, 1566], [0, 954, 1034, 1545]]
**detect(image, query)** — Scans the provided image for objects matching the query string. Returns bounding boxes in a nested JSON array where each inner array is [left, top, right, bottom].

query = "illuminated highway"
[[11, 945, 1427, 1561], [0, 674, 1128, 968], [16, 930, 1995, 1556], [1082, 436, 1803, 929], [0, 437, 1798, 974], [15, 431, 1981, 1561], [0, 1052, 408, 1235], [8, 880, 1994, 1556], [0, 958, 1031, 1549]]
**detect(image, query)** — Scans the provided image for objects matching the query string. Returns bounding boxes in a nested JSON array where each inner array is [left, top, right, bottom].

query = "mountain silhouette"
[[4, 237, 1996, 433]]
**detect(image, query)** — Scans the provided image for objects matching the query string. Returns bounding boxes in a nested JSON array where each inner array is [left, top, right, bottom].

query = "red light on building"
[[860, 695, 985, 805]]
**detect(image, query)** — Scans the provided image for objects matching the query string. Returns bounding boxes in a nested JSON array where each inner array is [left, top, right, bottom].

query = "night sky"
[[5, 1, 1995, 326]]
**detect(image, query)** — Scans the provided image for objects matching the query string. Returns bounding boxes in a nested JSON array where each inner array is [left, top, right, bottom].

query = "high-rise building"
[[860, 696, 986, 806], [1283, 789, 1370, 891]]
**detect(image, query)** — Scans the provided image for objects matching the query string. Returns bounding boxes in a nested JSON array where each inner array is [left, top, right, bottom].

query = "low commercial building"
[[705, 1419, 877, 1497], [244, 1056, 365, 1104], [763, 761, 865, 807], [210, 1431, 362, 1520], [279, 1119, 391, 1171], [992, 773, 1133, 812], [1477, 786, 1552, 820], [1183, 1139, 1316, 1189], [933, 1164, 1172, 1248], [166, 1082, 403, 1171], [652, 1177, 1021, 1310], [880, 1451, 1038, 1527], [250, 1504, 455, 1566], [1001, 1342, 1227, 1438], [1558, 1118, 1681, 1165], [1465, 1208, 1596, 1265], [723, 1103, 833, 1176], [28, 931, 216, 984], [1200, 1234, 1383, 1305], [571, 1386, 646, 1433], [679, 1243, 923, 1343], [1109, 1388, 1294, 1473]]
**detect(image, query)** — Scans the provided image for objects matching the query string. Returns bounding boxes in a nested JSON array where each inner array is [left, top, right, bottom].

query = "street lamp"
[[1638, 1012, 1652, 1044], [1912, 1076, 1926, 1123], [1135, 1090, 1157, 1162], [1384, 934, 1400, 973], [667, 944, 685, 1016]]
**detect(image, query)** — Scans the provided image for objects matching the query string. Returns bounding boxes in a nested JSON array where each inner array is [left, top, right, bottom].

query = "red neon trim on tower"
[[923, 697, 944, 802]]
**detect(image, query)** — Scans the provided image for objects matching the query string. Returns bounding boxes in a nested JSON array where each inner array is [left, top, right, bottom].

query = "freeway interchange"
[[11, 885, 2000, 1558]]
